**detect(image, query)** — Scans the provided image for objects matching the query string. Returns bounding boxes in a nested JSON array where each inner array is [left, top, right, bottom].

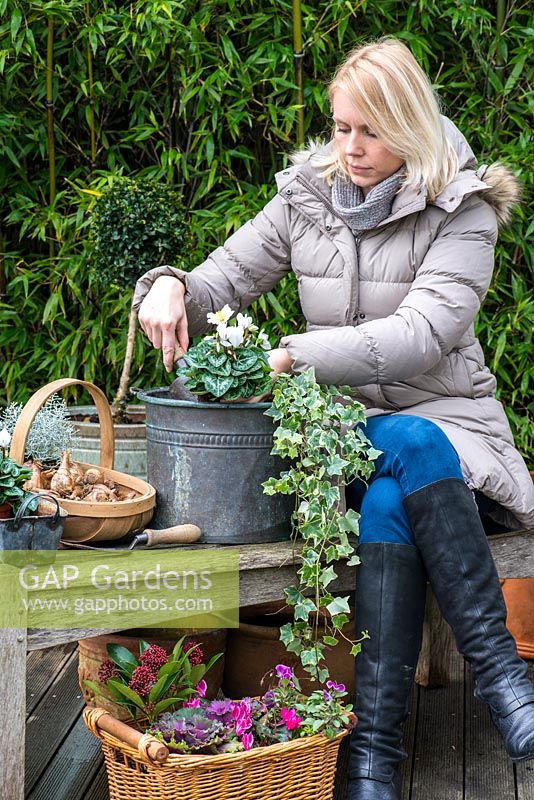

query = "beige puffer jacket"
[[133, 121, 534, 529]]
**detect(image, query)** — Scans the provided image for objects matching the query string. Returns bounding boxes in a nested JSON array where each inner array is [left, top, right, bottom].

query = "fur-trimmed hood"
[[288, 117, 521, 228]]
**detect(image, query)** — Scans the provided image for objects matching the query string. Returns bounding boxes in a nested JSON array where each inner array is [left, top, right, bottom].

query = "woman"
[[134, 38, 534, 800]]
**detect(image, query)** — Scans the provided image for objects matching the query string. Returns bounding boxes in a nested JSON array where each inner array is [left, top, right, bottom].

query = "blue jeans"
[[345, 415, 464, 545]]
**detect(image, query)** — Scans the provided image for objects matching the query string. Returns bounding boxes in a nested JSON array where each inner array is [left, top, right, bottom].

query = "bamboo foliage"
[[0, 0, 532, 457]]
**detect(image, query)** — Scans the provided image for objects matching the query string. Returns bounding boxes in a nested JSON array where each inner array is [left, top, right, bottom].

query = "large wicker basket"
[[83, 706, 347, 800], [9, 379, 156, 542]]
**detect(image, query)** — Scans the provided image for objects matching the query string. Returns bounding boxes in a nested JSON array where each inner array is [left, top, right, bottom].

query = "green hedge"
[[0, 0, 532, 458]]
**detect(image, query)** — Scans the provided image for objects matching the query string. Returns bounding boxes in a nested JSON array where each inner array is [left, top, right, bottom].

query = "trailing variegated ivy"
[[262, 368, 380, 683]]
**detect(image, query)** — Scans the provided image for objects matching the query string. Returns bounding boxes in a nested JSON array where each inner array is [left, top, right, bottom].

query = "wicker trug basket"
[[83, 706, 347, 800], [9, 378, 155, 542]]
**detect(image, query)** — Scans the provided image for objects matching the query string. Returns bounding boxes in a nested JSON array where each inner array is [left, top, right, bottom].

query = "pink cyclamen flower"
[[326, 679, 345, 693], [280, 707, 302, 731], [232, 700, 252, 734], [195, 679, 207, 698], [275, 664, 294, 681], [241, 732, 254, 751], [183, 697, 201, 708]]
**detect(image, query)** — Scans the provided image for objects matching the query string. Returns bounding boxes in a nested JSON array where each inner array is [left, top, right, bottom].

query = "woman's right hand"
[[137, 275, 189, 372]]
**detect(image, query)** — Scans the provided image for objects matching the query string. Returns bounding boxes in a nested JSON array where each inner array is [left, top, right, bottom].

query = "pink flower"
[[232, 699, 252, 735], [326, 679, 345, 693], [241, 732, 254, 751], [275, 664, 294, 681], [235, 717, 251, 735], [280, 707, 302, 731], [183, 697, 201, 708], [195, 679, 207, 698]]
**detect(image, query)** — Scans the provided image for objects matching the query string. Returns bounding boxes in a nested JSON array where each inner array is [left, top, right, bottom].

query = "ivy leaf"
[[294, 597, 317, 621], [326, 596, 351, 617], [325, 454, 350, 476], [323, 636, 339, 647], [319, 565, 337, 588]]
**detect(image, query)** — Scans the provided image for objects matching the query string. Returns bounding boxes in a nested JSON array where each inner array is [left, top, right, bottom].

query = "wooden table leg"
[[0, 628, 27, 800], [416, 585, 455, 688]]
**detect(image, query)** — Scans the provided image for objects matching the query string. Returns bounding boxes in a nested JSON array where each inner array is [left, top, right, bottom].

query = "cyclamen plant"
[[177, 305, 273, 401], [262, 368, 381, 683], [84, 637, 222, 724], [147, 663, 354, 754], [0, 427, 33, 513]]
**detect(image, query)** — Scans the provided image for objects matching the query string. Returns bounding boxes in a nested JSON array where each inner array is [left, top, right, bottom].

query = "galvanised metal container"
[[69, 404, 147, 480], [137, 388, 293, 544]]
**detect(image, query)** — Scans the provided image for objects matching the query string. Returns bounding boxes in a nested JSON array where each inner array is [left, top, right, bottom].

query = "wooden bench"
[[1, 528, 532, 800]]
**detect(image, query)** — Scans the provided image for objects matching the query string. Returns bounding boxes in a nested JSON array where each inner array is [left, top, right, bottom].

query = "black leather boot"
[[404, 477, 534, 762], [348, 543, 427, 800]]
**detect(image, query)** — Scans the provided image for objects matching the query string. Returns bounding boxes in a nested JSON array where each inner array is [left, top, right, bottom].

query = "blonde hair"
[[318, 38, 458, 201]]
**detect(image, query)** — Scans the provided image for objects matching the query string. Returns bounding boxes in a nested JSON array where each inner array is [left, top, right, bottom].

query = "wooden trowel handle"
[[144, 524, 201, 546]]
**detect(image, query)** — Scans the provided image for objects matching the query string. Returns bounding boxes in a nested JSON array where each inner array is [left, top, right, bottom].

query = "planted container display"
[[138, 307, 293, 544]]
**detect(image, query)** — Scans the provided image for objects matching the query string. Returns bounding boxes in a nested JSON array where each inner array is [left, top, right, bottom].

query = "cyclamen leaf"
[[207, 351, 228, 368], [206, 359, 232, 376], [203, 374, 236, 397]]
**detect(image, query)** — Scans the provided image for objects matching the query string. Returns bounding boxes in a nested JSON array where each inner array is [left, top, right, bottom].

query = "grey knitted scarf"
[[331, 168, 404, 233]]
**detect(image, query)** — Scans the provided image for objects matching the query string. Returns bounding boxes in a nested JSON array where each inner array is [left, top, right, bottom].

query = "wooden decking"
[[25, 643, 534, 800]]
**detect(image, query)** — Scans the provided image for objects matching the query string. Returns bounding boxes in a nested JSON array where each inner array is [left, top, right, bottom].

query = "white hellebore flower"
[[0, 427, 11, 448], [207, 305, 233, 326], [219, 325, 245, 348], [236, 313, 253, 331], [257, 331, 271, 350]]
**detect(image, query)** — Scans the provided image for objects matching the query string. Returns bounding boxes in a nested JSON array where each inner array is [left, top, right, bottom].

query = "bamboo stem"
[[86, 4, 97, 168], [46, 16, 56, 260], [496, 0, 506, 33], [166, 43, 177, 185], [110, 304, 138, 420], [292, 0, 305, 147], [0, 230, 6, 302]]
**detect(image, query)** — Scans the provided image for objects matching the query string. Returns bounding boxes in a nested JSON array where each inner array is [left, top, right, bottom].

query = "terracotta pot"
[[222, 605, 355, 699], [0, 503, 12, 520], [78, 628, 227, 719], [502, 579, 534, 660]]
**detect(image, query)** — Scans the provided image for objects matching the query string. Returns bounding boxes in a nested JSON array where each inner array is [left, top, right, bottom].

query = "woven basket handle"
[[83, 708, 169, 764], [9, 379, 115, 469]]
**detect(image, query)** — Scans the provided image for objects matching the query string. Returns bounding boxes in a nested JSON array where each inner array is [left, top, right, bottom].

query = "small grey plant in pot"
[[0, 394, 77, 469], [262, 368, 381, 683], [87, 176, 191, 421]]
